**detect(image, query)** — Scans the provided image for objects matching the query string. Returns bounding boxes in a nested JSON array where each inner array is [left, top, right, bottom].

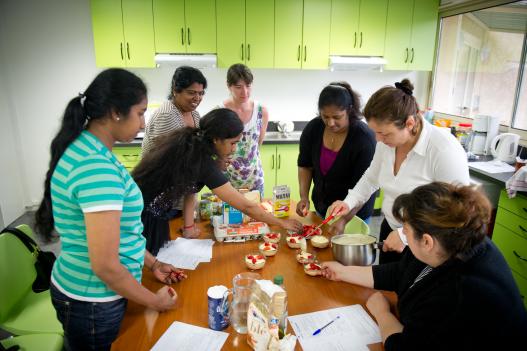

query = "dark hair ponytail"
[[318, 81, 362, 122], [35, 68, 147, 240]]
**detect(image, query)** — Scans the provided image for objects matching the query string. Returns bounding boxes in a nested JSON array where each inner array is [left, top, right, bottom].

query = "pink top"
[[320, 144, 338, 176]]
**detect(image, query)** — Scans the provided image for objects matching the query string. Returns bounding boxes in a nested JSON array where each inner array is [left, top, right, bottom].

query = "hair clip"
[[78, 92, 87, 107]]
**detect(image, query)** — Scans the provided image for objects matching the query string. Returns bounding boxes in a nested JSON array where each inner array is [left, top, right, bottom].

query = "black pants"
[[379, 218, 403, 264]]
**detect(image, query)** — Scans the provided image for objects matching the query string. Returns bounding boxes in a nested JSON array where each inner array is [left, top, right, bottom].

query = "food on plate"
[[286, 234, 304, 249], [263, 232, 281, 244], [302, 224, 322, 237], [245, 254, 266, 270], [310, 235, 329, 248], [332, 234, 376, 245], [259, 242, 278, 256], [304, 262, 322, 276], [296, 251, 314, 264]]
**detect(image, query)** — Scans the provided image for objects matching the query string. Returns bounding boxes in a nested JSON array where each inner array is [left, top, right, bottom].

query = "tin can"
[[207, 285, 229, 330]]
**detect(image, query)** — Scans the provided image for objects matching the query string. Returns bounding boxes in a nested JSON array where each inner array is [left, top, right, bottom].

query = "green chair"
[[0, 225, 62, 335], [327, 212, 370, 235], [1, 333, 63, 351]]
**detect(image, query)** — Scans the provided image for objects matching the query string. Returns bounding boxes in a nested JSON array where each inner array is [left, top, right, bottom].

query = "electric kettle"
[[490, 133, 520, 164]]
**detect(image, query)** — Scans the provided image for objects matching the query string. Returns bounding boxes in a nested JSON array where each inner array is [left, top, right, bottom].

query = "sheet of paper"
[[150, 321, 228, 351], [157, 238, 215, 270], [288, 305, 381, 351], [469, 160, 515, 174]]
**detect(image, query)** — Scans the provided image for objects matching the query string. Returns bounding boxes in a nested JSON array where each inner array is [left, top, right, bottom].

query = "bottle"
[[272, 275, 288, 338], [423, 108, 434, 123]]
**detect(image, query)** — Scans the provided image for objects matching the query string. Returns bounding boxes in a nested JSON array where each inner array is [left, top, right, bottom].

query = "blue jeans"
[[50, 283, 127, 351]]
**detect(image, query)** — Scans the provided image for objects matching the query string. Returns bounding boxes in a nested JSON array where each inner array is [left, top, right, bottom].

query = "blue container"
[[207, 285, 229, 330]]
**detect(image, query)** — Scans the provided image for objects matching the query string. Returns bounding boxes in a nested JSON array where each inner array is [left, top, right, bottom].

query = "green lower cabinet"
[[260, 144, 300, 202], [492, 191, 527, 309], [112, 146, 142, 172], [511, 270, 527, 310]]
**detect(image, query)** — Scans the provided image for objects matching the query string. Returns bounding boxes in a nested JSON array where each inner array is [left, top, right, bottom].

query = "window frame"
[[429, 0, 527, 144]]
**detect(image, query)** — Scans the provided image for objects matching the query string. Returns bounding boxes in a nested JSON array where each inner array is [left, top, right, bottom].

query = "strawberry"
[[257, 255, 264, 260], [271, 243, 277, 249], [252, 258, 257, 264], [289, 238, 295, 243], [247, 255, 254, 260]]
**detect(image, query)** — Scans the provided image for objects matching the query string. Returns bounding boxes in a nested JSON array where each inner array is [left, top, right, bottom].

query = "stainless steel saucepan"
[[331, 234, 383, 266]]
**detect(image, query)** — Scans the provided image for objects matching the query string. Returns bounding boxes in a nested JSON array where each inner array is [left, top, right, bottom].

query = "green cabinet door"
[[246, 0, 275, 68], [260, 145, 276, 200], [358, 0, 388, 56], [275, 144, 300, 202], [121, 0, 156, 67], [330, 0, 360, 55], [91, 0, 126, 67], [409, 0, 439, 71], [153, 0, 186, 53], [185, 0, 217, 53], [275, 0, 303, 69], [217, 0, 245, 68], [301, 0, 331, 69], [384, 0, 413, 70]]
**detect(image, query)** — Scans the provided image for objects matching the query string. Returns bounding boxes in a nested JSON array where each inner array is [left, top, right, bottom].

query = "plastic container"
[[456, 123, 472, 150]]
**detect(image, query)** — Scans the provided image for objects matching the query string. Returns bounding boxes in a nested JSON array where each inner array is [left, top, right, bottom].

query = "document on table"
[[150, 321, 228, 351], [288, 305, 381, 351], [156, 238, 215, 270], [470, 160, 515, 173]]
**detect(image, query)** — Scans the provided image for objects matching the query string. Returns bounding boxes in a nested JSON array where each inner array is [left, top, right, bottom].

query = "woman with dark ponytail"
[[322, 182, 527, 350], [328, 79, 470, 263], [35, 68, 184, 351], [132, 108, 303, 254], [296, 81, 376, 223]]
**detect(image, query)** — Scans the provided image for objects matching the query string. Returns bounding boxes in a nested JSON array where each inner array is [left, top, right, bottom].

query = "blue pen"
[[312, 316, 341, 336]]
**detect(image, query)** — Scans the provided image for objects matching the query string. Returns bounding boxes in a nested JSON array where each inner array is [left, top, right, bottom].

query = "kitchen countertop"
[[117, 130, 303, 147]]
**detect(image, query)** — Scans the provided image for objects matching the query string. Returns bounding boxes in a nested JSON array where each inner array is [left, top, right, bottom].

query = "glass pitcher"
[[221, 272, 260, 334]]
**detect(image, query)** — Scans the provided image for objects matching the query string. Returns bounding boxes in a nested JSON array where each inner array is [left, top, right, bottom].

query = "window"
[[432, 1, 527, 130]]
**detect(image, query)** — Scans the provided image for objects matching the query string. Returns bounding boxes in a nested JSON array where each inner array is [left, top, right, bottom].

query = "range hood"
[[329, 56, 387, 72], [154, 54, 217, 69]]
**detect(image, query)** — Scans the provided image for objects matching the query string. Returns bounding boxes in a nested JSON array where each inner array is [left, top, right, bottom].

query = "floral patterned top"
[[221, 101, 265, 194]]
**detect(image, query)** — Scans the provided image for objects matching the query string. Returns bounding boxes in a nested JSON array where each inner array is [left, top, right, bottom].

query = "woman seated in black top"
[[133, 108, 302, 254], [296, 82, 376, 222], [322, 182, 527, 350]]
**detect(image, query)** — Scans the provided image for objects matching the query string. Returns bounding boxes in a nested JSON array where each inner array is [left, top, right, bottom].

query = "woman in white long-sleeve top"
[[328, 79, 469, 263]]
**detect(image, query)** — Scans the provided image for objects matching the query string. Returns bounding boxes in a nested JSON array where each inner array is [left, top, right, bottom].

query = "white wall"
[[0, 0, 430, 211]]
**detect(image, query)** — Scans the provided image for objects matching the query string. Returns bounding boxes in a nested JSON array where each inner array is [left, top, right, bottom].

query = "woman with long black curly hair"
[[133, 108, 302, 254]]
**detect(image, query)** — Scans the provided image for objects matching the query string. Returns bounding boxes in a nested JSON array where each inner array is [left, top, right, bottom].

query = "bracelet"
[[150, 258, 158, 272], [183, 224, 195, 230]]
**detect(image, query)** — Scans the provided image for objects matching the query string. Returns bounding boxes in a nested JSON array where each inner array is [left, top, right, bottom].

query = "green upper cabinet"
[[153, 0, 216, 54], [91, 0, 155, 68], [217, 0, 274, 68], [275, 0, 331, 69], [384, 0, 439, 70], [330, 0, 388, 56], [245, 0, 275, 68]]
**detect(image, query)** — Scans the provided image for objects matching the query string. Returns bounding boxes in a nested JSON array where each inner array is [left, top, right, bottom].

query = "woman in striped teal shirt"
[[35, 69, 183, 351]]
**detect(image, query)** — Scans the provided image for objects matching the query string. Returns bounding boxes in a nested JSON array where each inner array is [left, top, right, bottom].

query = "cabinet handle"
[[404, 48, 408, 63], [241, 44, 244, 60], [187, 28, 191, 45], [513, 250, 527, 262], [353, 32, 357, 48], [247, 44, 250, 61], [278, 154, 281, 169], [359, 32, 363, 48], [271, 154, 275, 170], [410, 48, 415, 63], [297, 45, 301, 61], [181, 28, 184, 46], [304, 46, 307, 62], [120, 43, 123, 60], [126, 42, 130, 60]]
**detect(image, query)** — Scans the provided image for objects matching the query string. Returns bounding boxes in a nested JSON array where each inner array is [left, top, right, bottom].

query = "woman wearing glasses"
[[141, 66, 207, 249]]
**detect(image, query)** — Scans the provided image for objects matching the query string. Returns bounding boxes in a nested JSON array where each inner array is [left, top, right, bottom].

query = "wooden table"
[[112, 212, 394, 350]]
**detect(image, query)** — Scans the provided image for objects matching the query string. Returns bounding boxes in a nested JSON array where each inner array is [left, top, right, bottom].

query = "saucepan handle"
[[375, 242, 384, 250]]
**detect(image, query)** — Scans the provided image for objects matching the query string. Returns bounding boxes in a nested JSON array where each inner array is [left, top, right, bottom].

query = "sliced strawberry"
[[247, 255, 254, 260], [271, 243, 277, 249], [289, 238, 295, 243], [252, 258, 257, 264], [257, 255, 264, 260]]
